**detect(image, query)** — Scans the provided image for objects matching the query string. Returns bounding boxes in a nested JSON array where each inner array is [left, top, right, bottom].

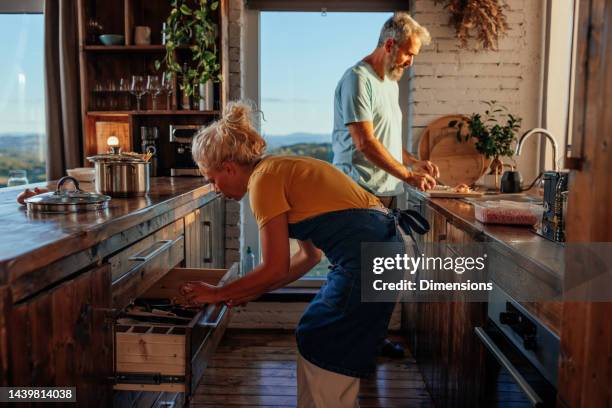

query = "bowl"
[[67, 167, 96, 182], [99, 34, 125, 46]]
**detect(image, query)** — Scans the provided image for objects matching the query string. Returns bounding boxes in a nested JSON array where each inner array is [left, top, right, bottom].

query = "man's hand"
[[413, 160, 440, 178], [406, 173, 436, 191]]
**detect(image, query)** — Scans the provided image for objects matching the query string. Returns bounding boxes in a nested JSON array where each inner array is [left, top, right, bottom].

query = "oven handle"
[[474, 327, 544, 407]]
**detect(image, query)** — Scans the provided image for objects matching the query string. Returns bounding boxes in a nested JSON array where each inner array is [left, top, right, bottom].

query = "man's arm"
[[348, 121, 436, 190]]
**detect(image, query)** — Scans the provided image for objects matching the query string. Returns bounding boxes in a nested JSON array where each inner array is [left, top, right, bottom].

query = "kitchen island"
[[0, 177, 230, 407], [403, 187, 564, 407]]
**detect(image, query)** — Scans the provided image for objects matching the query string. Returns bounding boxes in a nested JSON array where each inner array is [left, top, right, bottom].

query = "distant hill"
[[264, 133, 330, 149], [269, 142, 332, 163]]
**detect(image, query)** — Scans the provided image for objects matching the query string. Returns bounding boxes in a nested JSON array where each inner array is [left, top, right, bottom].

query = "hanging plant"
[[433, 0, 510, 50], [155, 0, 222, 97]]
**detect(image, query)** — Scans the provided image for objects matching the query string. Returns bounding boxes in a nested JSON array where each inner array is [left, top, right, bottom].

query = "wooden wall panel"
[[559, 0, 612, 407]]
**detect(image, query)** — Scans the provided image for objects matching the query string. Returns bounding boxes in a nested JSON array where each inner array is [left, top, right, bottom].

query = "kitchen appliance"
[[140, 126, 159, 177], [500, 170, 523, 193], [476, 283, 559, 407], [87, 148, 150, 197], [542, 171, 569, 242], [25, 176, 110, 213], [169, 124, 201, 176]]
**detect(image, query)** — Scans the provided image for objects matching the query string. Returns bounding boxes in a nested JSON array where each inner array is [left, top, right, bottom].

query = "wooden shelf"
[[87, 110, 221, 116], [82, 45, 166, 52]]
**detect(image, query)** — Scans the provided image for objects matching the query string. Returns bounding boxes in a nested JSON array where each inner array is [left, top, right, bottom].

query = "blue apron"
[[289, 208, 428, 378]]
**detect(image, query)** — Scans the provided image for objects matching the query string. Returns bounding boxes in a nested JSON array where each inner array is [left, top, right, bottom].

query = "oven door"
[[475, 321, 557, 407]]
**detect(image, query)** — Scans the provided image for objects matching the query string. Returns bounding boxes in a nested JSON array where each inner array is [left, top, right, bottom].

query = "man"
[[333, 12, 439, 210], [332, 12, 438, 358]]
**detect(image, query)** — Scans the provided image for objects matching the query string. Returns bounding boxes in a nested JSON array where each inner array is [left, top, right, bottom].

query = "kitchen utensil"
[[87, 149, 150, 197], [419, 114, 488, 187], [25, 176, 111, 213], [500, 170, 523, 193], [99, 34, 124, 45]]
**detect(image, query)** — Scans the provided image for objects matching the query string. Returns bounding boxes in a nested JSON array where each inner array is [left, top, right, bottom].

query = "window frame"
[[0, 0, 43, 13], [242, 3, 413, 287]]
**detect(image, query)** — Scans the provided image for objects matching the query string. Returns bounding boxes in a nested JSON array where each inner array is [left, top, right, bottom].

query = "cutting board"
[[424, 190, 484, 198], [418, 114, 488, 186]]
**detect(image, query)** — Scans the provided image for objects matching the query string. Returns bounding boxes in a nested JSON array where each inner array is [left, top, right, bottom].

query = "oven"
[[475, 283, 560, 407]]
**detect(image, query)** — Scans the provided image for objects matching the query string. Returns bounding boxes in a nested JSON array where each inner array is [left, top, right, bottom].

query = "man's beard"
[[385, 48, 405, 81]]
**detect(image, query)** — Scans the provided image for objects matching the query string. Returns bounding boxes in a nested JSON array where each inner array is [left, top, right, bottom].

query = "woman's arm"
[[180, 213, 321, 305]]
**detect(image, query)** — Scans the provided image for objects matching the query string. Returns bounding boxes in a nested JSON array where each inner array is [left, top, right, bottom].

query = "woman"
[[181, 101, 425, 408]]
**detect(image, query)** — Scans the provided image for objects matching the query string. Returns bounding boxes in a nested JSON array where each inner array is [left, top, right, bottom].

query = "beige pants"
[[297, 353, 360, 408]]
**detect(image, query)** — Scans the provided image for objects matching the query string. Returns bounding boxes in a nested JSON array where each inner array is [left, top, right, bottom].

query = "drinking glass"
[[118, 77, 131, 110], [146, 75, 162, 111], [7, 170, 29, 187], [161, 73, 174, 111], [130, 75, 146, 111]]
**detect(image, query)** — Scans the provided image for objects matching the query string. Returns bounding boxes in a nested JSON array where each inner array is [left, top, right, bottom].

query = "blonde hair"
[[378, 12, 431, 47], [191, 101, 267, 172]]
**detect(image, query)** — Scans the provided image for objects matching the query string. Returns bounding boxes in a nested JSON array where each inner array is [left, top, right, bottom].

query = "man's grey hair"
[[377, 12, 431, 47]]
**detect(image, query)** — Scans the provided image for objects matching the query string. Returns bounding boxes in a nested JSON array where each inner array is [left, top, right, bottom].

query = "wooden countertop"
[[0, 177, 215, 287]]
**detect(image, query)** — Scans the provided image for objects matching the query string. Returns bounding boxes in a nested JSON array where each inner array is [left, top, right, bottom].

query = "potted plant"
[[449, 101, 522, 189], [156, 0, 222, 110]]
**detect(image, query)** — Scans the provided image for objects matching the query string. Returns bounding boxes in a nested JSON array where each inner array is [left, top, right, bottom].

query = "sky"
[[0, 14, 45, 135], [0, 11, 391, 138], [260, 12, 392, 137]]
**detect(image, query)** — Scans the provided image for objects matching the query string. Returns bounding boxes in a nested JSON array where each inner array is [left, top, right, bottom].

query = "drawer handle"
[[202, 304, 228, 328], [128, 239, 174, 262], [202, 220, 213, 264], [474, 327, 544, 407]]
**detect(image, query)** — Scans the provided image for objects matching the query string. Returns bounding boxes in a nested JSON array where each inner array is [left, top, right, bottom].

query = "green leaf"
[[180, 4, 192, 15], [154, 60, 161, 71], [211, 1, 219, 10]]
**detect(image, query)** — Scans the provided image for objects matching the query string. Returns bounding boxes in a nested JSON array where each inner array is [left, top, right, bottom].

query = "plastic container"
[[473, 201, 541, 225]]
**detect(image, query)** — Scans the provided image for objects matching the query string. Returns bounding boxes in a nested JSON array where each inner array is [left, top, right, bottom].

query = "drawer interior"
[[114, 265, 237, 393]]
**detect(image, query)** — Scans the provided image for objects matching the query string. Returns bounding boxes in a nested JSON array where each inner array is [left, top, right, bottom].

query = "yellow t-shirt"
[[248, 155, 382, 227]]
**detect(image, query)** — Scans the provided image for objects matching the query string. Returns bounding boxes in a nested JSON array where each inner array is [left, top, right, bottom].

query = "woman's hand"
[[179, 281, 220, 306]]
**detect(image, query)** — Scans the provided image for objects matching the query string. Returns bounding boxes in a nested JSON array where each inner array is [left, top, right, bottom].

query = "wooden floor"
[[191, 329, 434, 408]]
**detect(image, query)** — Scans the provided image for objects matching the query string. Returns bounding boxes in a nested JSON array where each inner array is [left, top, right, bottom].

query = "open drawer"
[[114, 263, 239, 394]]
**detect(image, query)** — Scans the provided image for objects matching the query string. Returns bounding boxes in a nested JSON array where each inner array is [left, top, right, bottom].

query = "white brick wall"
[[411, 0, 544, 180]]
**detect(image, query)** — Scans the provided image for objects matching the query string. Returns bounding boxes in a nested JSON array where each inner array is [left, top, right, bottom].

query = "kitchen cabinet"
[[403, 192, 487, 408], [7, 263, 113, 407], [185, 196, 225, 269]]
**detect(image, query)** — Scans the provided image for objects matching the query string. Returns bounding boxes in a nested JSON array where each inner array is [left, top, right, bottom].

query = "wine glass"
[[161, 73, 173, 111], [130, 75, 146, 111], [118, 77, 131, 110], [7, 170, 29, 187], [146, 75, 162, 111]]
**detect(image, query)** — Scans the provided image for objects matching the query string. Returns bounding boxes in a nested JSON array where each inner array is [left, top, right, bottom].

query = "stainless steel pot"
[[25, 176, 111, 213], [87, 150, 150, 197]]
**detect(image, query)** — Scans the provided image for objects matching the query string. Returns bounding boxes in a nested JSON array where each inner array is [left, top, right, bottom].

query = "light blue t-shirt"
[[332, 61, 403, 196]]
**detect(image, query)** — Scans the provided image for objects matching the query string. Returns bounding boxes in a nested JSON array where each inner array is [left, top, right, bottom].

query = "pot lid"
[[87, 146, 150, 163], [25, 176, 111, 207]]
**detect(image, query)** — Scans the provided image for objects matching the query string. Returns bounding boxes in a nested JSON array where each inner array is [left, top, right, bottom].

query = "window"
[[245, 9, 404, 280], [0, 1, 46, 188]]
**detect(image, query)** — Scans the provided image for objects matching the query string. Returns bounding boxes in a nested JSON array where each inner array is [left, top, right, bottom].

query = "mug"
[[134, 26, 151, 45]]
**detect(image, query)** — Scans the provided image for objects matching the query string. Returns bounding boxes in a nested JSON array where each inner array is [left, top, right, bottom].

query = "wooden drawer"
[[111, 220, 185, 309], [114, 264, 239, 395]]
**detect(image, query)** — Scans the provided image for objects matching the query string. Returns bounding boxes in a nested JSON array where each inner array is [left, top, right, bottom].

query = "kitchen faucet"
[[515, 128, 559, 171]]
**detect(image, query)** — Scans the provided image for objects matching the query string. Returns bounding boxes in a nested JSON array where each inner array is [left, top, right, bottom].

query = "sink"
[[464, 193, 543, 205]]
